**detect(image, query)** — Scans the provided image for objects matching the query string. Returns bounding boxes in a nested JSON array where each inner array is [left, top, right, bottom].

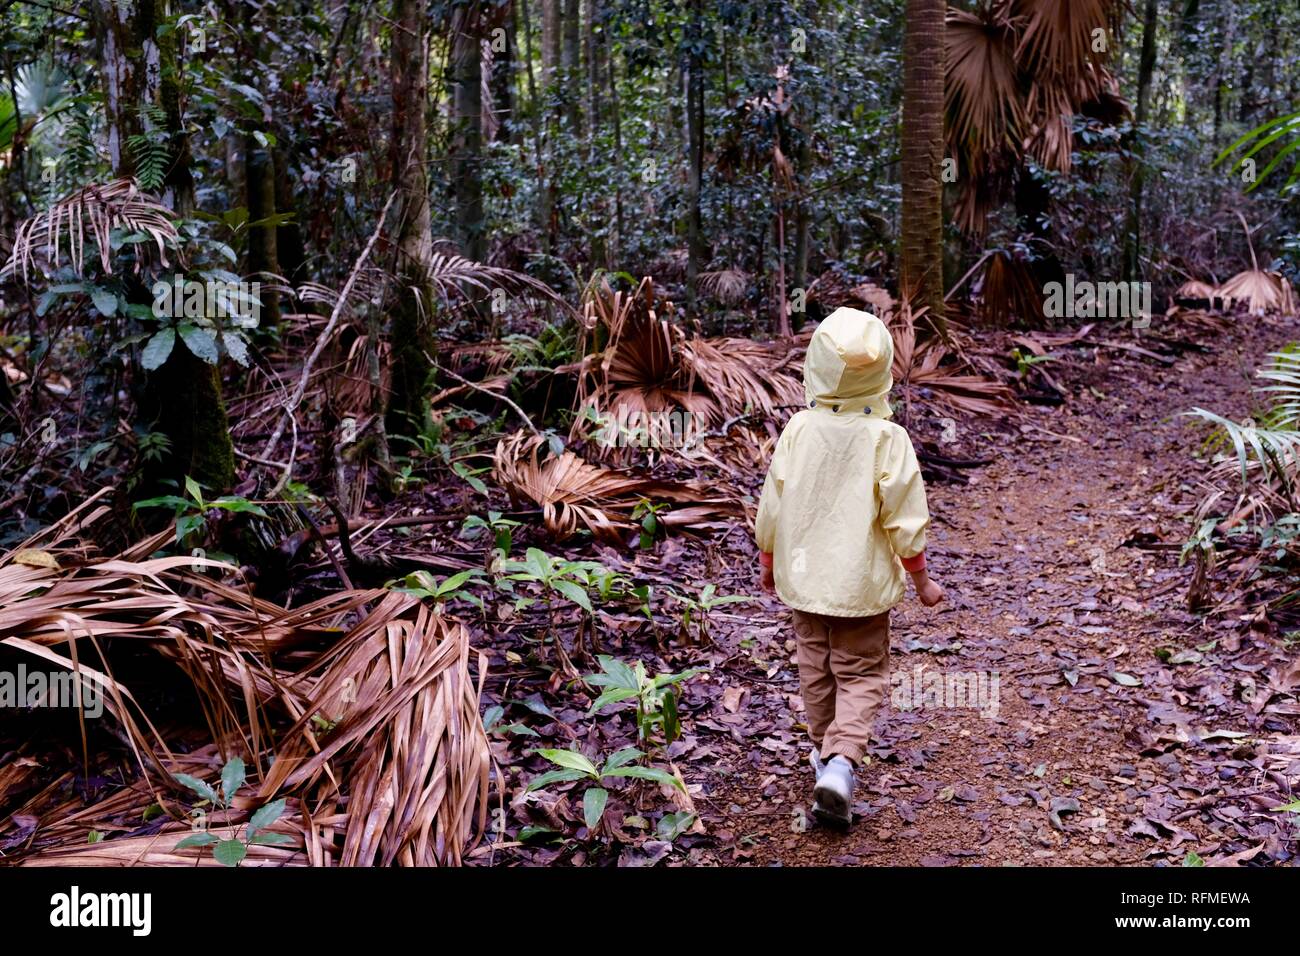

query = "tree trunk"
[[899, 0, 946, 334], [1122, 0, 1160, 283], [386, 0, 437, 439], [684, 0, 705, 313], [451, 6, 486, 261], [94, 0, 235, 494], [562, 0, 581, 134]]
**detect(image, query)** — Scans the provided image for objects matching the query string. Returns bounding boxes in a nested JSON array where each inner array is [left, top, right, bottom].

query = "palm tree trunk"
[[900, 0, 946, 334]]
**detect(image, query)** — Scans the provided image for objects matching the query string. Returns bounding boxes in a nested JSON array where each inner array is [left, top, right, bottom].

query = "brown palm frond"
[[421, 251, 573, 315], [888, 300, 1015, 418], [1216, 214, 1298, 316], [946, 6, 1025, 166], [1012, 0, 1119, 90], [1, 178, 179, 283], [492, 431, 740, 542], [1217, 270, 1297, 316], [0, 504, 494, 867], [697, 267, 752, 305], [979, 249, 1046, 326]]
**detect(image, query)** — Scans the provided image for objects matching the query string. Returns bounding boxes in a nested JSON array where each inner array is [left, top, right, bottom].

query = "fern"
[[127, 105, 171, 190], [1188, 348, 1300, 491]]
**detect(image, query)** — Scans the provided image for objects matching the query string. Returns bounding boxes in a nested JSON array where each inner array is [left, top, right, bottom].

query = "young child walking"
[[755, 306, 944, 829]]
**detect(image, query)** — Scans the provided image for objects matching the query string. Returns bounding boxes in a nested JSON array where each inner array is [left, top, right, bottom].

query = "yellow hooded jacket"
[[755, 307, 930, 617]]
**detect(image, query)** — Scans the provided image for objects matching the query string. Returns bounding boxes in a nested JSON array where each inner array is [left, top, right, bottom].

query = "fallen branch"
[[260, 190, 398, 463]]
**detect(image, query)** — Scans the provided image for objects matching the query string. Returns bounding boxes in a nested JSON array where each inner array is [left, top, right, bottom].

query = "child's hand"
[[909, 569, 945, 607]]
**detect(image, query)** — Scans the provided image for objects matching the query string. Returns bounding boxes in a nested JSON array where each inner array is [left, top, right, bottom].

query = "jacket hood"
[[802, 307, 894, 417]]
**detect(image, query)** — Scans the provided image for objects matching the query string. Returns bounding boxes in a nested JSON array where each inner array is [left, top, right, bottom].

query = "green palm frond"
[[1213, 108, 1300, 194]]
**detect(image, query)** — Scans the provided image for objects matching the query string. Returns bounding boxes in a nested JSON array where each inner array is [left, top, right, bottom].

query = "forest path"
[[697, 314, 1298, 866]]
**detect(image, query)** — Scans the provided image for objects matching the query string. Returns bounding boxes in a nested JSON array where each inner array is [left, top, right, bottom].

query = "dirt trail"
[[698, 316, 1299, 866]]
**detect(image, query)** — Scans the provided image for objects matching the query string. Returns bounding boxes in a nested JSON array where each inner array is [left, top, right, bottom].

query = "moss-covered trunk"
[[93, 0, 236, 494]]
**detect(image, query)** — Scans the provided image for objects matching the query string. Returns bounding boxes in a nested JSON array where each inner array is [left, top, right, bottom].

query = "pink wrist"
[[901, 552, 926, 573], [759, 551, 773, 568]]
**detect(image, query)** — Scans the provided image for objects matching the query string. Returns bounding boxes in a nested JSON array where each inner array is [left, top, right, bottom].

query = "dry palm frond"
[[1218, 270, 1296, 316], [572, 275, 803, 443], [979, 249, 1046, 326], [946, 6, 1024, 167], [1216, 213, 1298, 316], [0, 504, 494, 867], [1012, 0, 1118, 92], [888, 300, 1015, 418], [420, 251, 571, 313], [1, 178, 179, 283], [492, 431, 740, 542], [697, 267, 752, 305], [1175, 280, 1220, 302]]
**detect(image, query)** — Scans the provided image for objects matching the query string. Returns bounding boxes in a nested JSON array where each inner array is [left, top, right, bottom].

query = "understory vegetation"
[[1, 0, 1298, 868]]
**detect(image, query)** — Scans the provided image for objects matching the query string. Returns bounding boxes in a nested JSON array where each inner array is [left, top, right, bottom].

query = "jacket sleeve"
[[877, 426, 930, 561], [754, 431, 788, 554]]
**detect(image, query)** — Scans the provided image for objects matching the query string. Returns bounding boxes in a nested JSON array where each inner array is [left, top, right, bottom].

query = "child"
[[755, 307, 944, 829]]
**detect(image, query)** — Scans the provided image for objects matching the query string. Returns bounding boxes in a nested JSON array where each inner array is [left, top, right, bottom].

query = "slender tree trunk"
[[386, 0, 436, 438], [452, 5, 486, 261], [242, 2, 280, 325], [562, 0, 581, 134], [684, 0, 705, 313], [94, 0, 235, 493], [899, 0, 946, 333], [540, 0, 561, 247], [1123, 0, 1160, 283]]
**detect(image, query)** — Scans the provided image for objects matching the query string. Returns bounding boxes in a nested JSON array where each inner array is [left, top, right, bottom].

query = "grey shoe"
[[812, 755, 854, 829], [809, 747, 826, 780]]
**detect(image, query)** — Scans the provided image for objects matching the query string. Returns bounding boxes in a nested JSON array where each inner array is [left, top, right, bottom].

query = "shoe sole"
[[812, 784, 851, 830]]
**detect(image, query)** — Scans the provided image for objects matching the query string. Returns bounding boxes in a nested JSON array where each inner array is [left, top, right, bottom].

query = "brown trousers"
[[791, 608, 890, 765]]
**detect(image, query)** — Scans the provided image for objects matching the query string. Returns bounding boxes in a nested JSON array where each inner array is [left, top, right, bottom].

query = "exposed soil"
[[686, 314, 1300, 867]]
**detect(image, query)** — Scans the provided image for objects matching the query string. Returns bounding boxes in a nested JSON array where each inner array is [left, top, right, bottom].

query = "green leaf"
[[184, 475, 204, 505], [1182, 850, 1205, 867], [90, 287, 118, 317], [220, 757, 246, 803], [582, 787, 609, 830], [435, 569, 478, 597], [551, 578, 592, 612], [141, 328, 176, 370], [603, 765, 685, 791], [222, 332, 250, 367], [250, 831, 297, 846], [525, 767, 590, 791], [536, 748, 599, 777], [173, 773, 220, 804], [246, 798, 287, 838], [178, 322, 219, 364], [213, 839, 247, 867], [175, 832, 218, 849], [601, 746, 643, 772], [588, 687, 640, 715], [596, 655, 639, 690]]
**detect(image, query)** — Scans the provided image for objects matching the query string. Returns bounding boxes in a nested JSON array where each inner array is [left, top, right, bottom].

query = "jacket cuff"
[[900, 551, 926, 573], [759, 551, 773, 568]]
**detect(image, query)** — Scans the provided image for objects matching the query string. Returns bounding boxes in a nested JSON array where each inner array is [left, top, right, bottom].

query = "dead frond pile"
[[491, 431, 741, 543], [0, 494, 492, 866], [570, 275, 803, 443]]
